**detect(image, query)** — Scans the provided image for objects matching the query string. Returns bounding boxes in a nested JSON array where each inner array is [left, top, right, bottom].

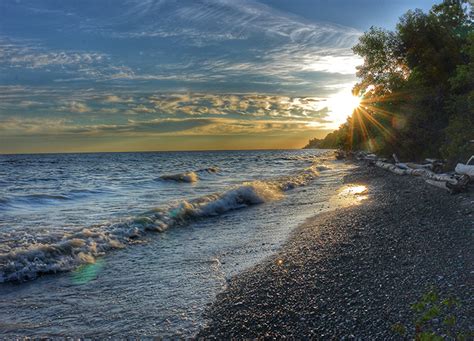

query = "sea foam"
[[0, 164, 319, 283]]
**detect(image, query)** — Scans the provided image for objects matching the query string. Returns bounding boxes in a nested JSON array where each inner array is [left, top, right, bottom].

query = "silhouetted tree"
[[306, 0, 473, 163]]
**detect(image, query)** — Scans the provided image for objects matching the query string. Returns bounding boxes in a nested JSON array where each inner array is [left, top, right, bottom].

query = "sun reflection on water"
[[330, 184, 369, 208], [340, 185, 368, 197]]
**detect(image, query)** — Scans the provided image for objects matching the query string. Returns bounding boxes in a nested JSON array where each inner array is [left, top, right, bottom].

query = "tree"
[[305, 0, 473, 163], [442, 31, 474, 164]]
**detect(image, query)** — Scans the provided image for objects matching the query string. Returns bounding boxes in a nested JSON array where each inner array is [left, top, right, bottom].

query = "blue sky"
[[0, 0, 438, 153]]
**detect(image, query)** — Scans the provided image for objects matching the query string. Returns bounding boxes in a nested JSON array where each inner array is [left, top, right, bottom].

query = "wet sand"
[[198, 164, 473, 339]]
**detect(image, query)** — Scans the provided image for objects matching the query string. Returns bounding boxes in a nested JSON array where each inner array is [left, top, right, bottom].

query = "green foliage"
[[441, 31, 474, 164], [306, 0, 474, 163], [303, 124, 349, 149], [391, 322, 407, 336], [352, 27, 406, 96], [392, 287, 471, 340]]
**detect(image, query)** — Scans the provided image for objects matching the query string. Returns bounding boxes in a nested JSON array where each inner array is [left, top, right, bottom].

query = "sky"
[[0, 0, 438, 153]]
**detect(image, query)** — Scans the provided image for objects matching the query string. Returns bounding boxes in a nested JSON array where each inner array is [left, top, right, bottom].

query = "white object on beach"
[[405, 162, 433, 170], [455, 163, 474, 179], [425, 179, 450, 191], [375, 161, 408, 175], [376, 160, 459, 181], [373, 153, 471, 193]]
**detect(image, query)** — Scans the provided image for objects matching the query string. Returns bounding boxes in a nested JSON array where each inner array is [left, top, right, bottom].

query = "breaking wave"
[[0, 165, 318, 283], [159, 167, 220, 183]]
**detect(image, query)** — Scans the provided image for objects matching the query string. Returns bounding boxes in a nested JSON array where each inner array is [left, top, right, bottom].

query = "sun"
[[326, 91, 361, 128], [347, 94, 362, 110]]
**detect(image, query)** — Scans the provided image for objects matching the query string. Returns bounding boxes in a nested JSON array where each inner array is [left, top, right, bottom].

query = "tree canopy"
[[307, 0, 473, 164]]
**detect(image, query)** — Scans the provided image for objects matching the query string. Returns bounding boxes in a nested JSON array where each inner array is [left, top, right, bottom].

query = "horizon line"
[[0, 146, 330, 156]]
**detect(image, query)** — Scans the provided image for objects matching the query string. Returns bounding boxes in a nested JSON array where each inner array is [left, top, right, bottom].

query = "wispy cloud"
[[1, 0, 361, 88], [58, 101, 91, 113], [0, 38, 107, 70], [0, 116, 326, 138], [111, 0, 360, 47]]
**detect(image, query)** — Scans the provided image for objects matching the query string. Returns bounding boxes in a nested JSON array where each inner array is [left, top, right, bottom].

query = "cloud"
[[10, 51, 106, 69], [0, 0, 363, 95], [103, 95, 133, 103], [184, 118, 329, 135], [0, 117, 216, 136], [0, 0, 363, 147], [58, 101, 91, 113], [0, 38, 107, 69], [146, 92, 330, 120], [0, 117, 69, 136], [98, 108, 119, 114], [0, 116, 325, 139], [0, 38, 144, 84], [0, 87, 333, 124], [18, 100, 44, 108], [109, 0, 360, 47]]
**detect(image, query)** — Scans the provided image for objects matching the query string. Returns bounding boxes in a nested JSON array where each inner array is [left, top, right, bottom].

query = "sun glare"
[[327, 91, 361, 127]]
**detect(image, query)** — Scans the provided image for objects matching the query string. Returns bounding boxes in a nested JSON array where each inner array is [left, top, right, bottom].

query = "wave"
[[159, 171, 199, 183], [22, 194, 71, 201], [198, 166, 219, 174], [0, 189, 107, 210], [0, 194, 72, 210], [159, 167, 220, 183], [316, 165, 331, 171], [0, 165, 318, 283]]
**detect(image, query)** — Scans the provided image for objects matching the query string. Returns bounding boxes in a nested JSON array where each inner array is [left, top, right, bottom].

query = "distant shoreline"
[[198, 163, 473, 338]]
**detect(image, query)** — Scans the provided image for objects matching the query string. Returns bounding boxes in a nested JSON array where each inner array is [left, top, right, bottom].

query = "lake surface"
[[0, 149, 353, 337]]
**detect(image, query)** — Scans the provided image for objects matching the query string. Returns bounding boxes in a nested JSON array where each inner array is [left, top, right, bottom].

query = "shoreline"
[[198, 163, 473, 338]]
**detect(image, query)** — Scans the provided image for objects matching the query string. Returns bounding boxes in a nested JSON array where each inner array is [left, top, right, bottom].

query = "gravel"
[[198, 164, 474, 339]]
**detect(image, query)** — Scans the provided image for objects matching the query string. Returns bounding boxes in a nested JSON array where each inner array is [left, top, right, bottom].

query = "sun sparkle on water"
[[329, 184, 369, 208]]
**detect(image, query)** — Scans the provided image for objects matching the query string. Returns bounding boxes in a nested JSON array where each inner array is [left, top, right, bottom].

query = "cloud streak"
[[0, 87, 332, 123], [0, 0, 361, 89], [0, 116, 325, 138]]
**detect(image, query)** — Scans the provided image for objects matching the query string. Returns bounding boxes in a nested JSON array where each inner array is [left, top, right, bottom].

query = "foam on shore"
[[0, 164, 320, 283]]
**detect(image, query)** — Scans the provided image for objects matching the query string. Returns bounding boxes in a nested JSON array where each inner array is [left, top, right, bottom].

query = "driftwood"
[[376, 161, 427, 176], [427, 174, 471, 193], [422, 171, 459, 184], [455, 163, 474, 180], [344, 150, 470, 193], [405, 162, 433, 170], [446, 175, 471, 193], [425, 179, 450, 191], [424, 158, 446, 173], [375, 161, 407, 175], [396, 158, 445, 173], [375, 160, 469, 193]]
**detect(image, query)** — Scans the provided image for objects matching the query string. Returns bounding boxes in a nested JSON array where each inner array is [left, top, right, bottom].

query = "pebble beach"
[[198, 163, 473, 339]]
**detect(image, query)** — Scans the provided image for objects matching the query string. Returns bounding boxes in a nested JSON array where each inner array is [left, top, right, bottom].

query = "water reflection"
[[331, 184, 368, 207], [71, 259, 105, 285]]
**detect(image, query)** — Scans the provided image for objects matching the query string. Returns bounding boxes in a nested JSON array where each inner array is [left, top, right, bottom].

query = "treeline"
[[303, 131, 341, 149], [306, 0, 473, 165]]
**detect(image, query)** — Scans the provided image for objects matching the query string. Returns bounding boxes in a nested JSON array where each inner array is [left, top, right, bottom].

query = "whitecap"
[[0, 162, 321, 283]]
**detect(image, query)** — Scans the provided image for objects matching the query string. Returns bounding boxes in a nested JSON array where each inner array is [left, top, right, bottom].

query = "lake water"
[[0, 149, 353, 337]]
